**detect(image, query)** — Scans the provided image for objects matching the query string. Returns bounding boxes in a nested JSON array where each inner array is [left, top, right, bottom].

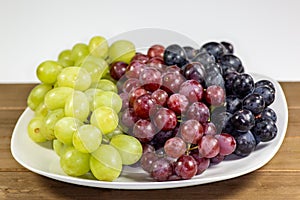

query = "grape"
[[58, 49, 73, 62], [234, 131, 256, 157], [119, 92, 129, 111], [164, 137, 186, 158], [42, 108, 65, 140], [210, 154, 225, 164], [150, 128, 176, 150], [27, 117, 47, 143], [167, 93, 189, 115], [34, 102, 49, 117], [64, 90, 90, 122], [231, 109, 255, 132], [242, 93, 265, 115], [88, 36, 109, 59], [73, 124, 102, 153], [200, 42, 225, 60], [192, 52, 215, 68], [151, 89, 168, 106], [36, 61, 63, 84], [147, 44, 165, 59], [151, 158, 173, 181], [215, 133, 236, 156], [219, 54, 244, 74], [44, 87, 73, 110], [253, 86, 275, 107], [140, 152, 158, 173], [110, 62, 128, 80], [125, 61, 145, 79], [191, 154, 210, 175], [53, 139, 66, 157], [132, 119, 156, 143], [260, 107, 277, 122], [255, 80, 275, 92], [251, 118, 277, 142], [94, 79, 117, 93], [57, 66, 92, 91], [232, 73, 254, 98], [152, 107, 177, 131], [27, 83, 52, 110], [84, 88, 103, 111], [139, 67, 162, 91], [183, 46, 199, 60], [182, 62, 206, 85], [108, 40, 136, 64], [110, 134, 143, 165], [70, 43, 89, 63], [93, 91, 122, 113], [131, 53, 149, 63], [226, 95, 242, 114], [203, 122, 217, 136], [161, 72, 185, 94], [224, 71, 239, 95], [121, 108, 139, 129], [122, 78, 141, 94], [80, 58, 108, 84], [90, 144, 122, 181], [205, 85, 225, 106], [180, 119, 204, 144], [60, 147, 90, 177], [54, 117, 83, 145], [174, 155, 197, 180], [163, 44, 187, 68], [185, 102, 210, 123], [58, 59, 74, 68], [198, 135, 220, 158], [147, 57, 165, 71], [91, 106, 119, 134], [179, 79, 203, 103], [133, 93, 155, 119], [220, 41, 234, 54]]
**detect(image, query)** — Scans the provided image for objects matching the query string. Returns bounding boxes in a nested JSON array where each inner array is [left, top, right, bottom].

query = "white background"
[[1, 0, 300, 83]]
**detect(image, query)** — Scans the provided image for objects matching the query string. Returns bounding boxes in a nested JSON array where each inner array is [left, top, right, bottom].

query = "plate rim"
[[10, 72, 289, 190]]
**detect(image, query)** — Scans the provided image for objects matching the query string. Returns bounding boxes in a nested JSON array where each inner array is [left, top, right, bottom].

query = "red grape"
[[110, 61, 128, 80], [198, 135, 220, 158], [167, 93, 189, 115], [174, 155, 197, 180], [164, 137, 186, 158], [205, 85, 225, 106], [147, 44, 165, 59], [133, 93, 155, 119], [133, 119, 156, 142], [180, 119, 204, 144], [153, 107, 177, 131]]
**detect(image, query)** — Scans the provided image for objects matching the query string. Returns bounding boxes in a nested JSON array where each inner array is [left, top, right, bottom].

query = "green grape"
[[41, 108, 64, 140], [94, 79, 117, 93], [36, 61, 63, 84], [88, 36, 109, 59], [90, 106, 118, 134], [54, 117, 83, 145], [58, 59, 74, 68], [64, 90, 90, 122], [84, 88, 103, 111], [57, 66, 92, 91], [90, 144, 122, 181], [108, 40, 135, 64], [34, 102, 49, 117], [73, 124, 102, 153], [53, 139, 73, 157], [27, 83, 52, 110], [93, 91, 122, 113], [44, 87, 74, 110], [58, 49, 73, 61], [27, 117, 47, 143], [110, 134, 142, 165], [60, 146, 90, 177], [80, 59, 108, 84], [70, 43, 89, 63]]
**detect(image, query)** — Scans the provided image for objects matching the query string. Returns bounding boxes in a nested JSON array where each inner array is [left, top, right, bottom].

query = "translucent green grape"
[[44, 87, 74, 110], [70, 43, 89, 63], [73, 124, 102, 153], [90, 144, 122, 181], [58, 49, 73, 61], [88, 36, 109, 59], [90, 106, 118, 134], [54, 117, 83, 145], [93, 91, 122, 113], [41, 108, 65, 140], [108, 40, 136, 64], [110, 134, 143, 165], [36, 61, 63, 84], [94, 79, 117, 93], [60, 147, 90, 177], [57, 67, 92, 91], [27, 83, 52, 110], [27, 117, 47, 143]]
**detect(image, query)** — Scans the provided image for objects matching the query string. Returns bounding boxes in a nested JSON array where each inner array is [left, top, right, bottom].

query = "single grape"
[[210, 154, 225, 164], [191, 153, 210, 175], [60, 147, 90, 177], [220, 41, 234, 54], [128, 87, 148, 107], [34, 102, 49, 117], [132, 119, 156, 143], [58, 49, 73, 62], [234, 131, 256, 157], [231, 109, 255, 132], [215, 133, 236, 156], [95, 79, 118, 93], [54, 117, 83, 145], [91, 106, 119, 134], [232, 73, 254, 98], [36, 61, 63, 84], [259, 107, 277, 122], [151, 89, 169, 106], [251, 118, 277, 142], [185, 102, 210, 123], [108, 40, 136, 64], [70, 43, 89, 63], [255, 80, 275, 92], [205, 85, 225, 106], [110, 61, 128, 81], [163, 44, 187, 68], [219, 54, 244, 74], [133, 93, 155, 119], [242, 93, 265, 115], [203, 122, 217, 136], [110, 134, 143, 165], [27, 117, 47, 143], [122, 78, 141, 93], [191, 52, 215, 68], [125, 61, 145, 79], [183, 46, 199, 60], [226, 95, 242, 114], [88, 36, 109, 59], [152, 107, 177, 131], [161, 72, 185, 94], [44, 87, 74, 110], [147, 44, 165, 59], [180, 119, 204, 144], [253, 86, 275, 107], [179, 79, 203, 103], [131, 53, 149, 63], [27, 83, 52, 110], [80, 58, 108, 84], [200, 42, 225, 60], [139, 67, 162, 92], [140, 152, 159, 173], [90, 144, 122, 181], [167, 93, 189, 115], [53, 139, 66, 157], [73, 124, 102, 153], [151, 158, 173, 181], [198, 135, 220, 158], [182, 62, 206, 85], [164, 137, 186, 158], [174, 155, 197, 180]]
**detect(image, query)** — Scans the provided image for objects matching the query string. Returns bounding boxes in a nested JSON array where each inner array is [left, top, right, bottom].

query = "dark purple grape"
[[183, 46, 199, 60], [234, 131, 256, 157], [200, 42, 226, 60], [181, 62, 206, 85], [110, 61, 128, 80], [185, 102, 210, 123], [260, 107, 277, 122], [226, 95, 242, 114], [252, 118, 277, 142], [191, 52, 215, 67], [232, 73, 254, 98], [163, 44, 188, 68], [220, 41, 234, 54], [253, 86, 275, 107], [210, 154, 225, 165], [219, 54, 244, 74], [255, 80, 275, 92], [151, 158, 173, 181], [231, 109, 255, 132], [224, 71, 239, 95], [242, 93, 265, 115]]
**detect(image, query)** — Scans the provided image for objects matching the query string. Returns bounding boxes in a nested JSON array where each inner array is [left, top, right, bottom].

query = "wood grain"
[[1, 83, 299, 200]]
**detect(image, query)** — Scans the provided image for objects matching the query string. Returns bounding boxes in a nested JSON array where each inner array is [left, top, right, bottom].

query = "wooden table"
[[1, 83, 299, 200]]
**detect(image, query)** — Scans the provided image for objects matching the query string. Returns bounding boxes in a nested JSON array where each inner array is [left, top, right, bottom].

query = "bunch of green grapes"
[[26, 36, 142, 181]]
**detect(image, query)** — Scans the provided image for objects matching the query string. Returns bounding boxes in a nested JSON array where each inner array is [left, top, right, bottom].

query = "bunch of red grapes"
[[109, 42, 277, 181]]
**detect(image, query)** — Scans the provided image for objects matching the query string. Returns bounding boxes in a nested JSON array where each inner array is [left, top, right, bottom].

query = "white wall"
[[1, 0, 300, 83]]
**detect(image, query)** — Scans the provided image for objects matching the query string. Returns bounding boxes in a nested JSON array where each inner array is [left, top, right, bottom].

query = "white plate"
[[11, 73, 288, 190]]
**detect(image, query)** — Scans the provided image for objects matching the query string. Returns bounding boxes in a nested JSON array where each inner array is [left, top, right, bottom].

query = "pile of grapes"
[[27, 35, 278, 182]]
